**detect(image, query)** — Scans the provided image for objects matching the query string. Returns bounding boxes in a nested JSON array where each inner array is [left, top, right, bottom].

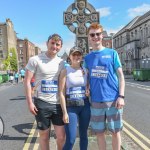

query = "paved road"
[[0, 80, 149, 149], [0, 82, 34, 150], [124, 78, 150, 149]]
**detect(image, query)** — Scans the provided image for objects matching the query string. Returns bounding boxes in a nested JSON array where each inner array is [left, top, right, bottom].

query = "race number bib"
[[41, 80, 58, 93], [68, 86, 86, 101], [91, 66, 108, 79]]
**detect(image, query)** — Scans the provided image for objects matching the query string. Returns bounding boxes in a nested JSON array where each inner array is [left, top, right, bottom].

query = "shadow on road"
[[0, 123, 33, 141], [9, 96, 26, 101]]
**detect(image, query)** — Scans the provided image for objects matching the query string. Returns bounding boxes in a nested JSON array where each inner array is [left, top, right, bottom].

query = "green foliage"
[[2, 53, 10, 70], [2, 48, 18, 71], [9, 48, 18, 71]]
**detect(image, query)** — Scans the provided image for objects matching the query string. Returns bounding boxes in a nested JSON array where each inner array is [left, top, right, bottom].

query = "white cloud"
[[96, 7, 111, 17], [128, 3, 150, 18]]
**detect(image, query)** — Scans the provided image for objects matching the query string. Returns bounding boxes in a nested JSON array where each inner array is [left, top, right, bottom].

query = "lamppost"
[[110, 33, 115, 49]]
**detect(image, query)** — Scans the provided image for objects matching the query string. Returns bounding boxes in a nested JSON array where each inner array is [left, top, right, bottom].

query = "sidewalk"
[[49, 126, 141, 150]]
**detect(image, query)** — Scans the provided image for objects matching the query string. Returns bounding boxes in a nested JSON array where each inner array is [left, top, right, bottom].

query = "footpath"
[[49, 126, 142, 150]]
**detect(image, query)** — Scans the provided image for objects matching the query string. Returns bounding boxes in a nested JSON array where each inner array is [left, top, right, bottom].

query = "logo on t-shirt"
[[101, 55, 111, 59]]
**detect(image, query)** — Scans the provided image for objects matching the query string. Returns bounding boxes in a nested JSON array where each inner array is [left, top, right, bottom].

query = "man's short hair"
[[87, 23, 103, 34], [47, 33, 63, 45]]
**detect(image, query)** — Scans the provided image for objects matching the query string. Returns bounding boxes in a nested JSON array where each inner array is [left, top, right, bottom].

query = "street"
[[0, 82, 34, 150], [0, 79, 150, 149], [123, 79, 150, 149]]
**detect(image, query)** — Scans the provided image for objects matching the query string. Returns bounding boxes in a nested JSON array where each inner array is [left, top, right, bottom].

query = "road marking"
[[23, 121, 37, 150], [123, 120, 150, 145], [126, 82, 150, 90], [126, 82, 150, 87], [24, 119, 150, 149], [33, 133, 39, 150], [123, 127, 150, 150]]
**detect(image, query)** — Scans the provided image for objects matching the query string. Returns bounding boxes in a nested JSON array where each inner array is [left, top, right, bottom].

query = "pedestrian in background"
[[20, 68, 25, 82], [9, 71, 14, 83], [14, 71, 19, 84], [59, 46, 91, 150], [84, 22, 125, 150], [24, 34, 65, 150]]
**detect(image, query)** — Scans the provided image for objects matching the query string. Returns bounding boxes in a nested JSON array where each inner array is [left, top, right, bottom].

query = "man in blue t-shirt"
[[84, 23, 125, 150], [20, 68, 25, 82]]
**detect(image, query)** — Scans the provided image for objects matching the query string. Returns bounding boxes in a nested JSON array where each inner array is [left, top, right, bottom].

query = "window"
[[20, 57, 23, 62], [146, 27, 148, 36], [0, 39, 2, 47], [106, 42, 109, 47], [19, 44, 23, 47], [135, 30, 137, 38], [131, 32, 133, 38], [0, 50, 3, 58], [0, 29, 2, 35], [20, 49, 23, 55]]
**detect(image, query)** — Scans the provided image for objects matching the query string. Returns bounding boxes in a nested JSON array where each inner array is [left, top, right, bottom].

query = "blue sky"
[[0, 0, 150, 55]]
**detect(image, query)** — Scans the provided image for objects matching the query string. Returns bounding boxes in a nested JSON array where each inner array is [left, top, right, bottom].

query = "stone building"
[[113, 10, 150, 74], [17, 39, 41, 69], [0, 18, 17, 69], [102, 31, 113, 48]]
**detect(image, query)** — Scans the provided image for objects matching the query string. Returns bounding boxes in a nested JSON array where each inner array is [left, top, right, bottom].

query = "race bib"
[[91, 66, 108, 79], [68, 86, 86, 101], [41, 80, 58, 93]]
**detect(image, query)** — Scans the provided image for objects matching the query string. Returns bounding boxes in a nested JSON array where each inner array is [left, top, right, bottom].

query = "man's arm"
[[115, 67, 125, 109], [24, 69, 38, 115]]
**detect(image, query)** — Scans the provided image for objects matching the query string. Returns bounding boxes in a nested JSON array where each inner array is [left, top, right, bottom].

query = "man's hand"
[[29, 102, 38, 115], [115, 98, 125, 109]]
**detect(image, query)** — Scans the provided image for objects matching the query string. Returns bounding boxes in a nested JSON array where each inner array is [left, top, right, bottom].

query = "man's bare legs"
[[39, 126, 65, 150], [54, 125, 65, 150], [112, 132, 121, 150], [96, 132, 106, 150], [96, 132, 121, 150], [39, 128, 50, 150]]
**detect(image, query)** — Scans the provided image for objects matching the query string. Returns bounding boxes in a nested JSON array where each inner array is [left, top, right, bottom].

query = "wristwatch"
[[118, 95, 125, 99]]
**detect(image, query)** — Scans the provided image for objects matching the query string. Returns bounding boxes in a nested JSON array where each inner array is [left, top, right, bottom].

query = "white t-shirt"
[[26, 53, 64, 104], [66, 66, 87, 101]]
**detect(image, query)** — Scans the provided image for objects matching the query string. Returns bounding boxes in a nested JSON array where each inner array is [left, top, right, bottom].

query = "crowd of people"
[[24, 23, 125, 150], [7, 68, 26, 84]]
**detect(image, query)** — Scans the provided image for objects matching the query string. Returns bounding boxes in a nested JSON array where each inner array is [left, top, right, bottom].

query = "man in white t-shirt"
[[24, 34, 65, 150]]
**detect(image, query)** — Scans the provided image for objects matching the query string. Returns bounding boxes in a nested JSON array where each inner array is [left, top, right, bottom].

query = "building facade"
[[17, 39, 41, 69], [102, 31, 113, 48], [0, 19, 17, 69], [113, 10, 150, 74]]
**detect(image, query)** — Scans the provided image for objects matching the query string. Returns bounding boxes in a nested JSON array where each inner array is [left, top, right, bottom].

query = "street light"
[[110, 33, 115, 49]]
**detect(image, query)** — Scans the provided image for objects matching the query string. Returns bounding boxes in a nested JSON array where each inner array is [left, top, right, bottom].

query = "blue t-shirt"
[[20, 69, 25, 76], [84, 48, 122, 102]]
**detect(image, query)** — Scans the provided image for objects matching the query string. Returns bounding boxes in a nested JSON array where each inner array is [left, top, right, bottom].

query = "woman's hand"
[[85, 89, 90, 97], [63, 112, 69, 123]]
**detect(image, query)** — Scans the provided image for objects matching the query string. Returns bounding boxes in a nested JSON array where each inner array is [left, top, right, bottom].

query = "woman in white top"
[[59, 46, 91, 150]]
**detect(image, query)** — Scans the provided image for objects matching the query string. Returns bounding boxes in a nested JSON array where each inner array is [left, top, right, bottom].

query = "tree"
[[2, 52, 11, 71], [2, 48, 18, 71], [9, 48, 18, 71]]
